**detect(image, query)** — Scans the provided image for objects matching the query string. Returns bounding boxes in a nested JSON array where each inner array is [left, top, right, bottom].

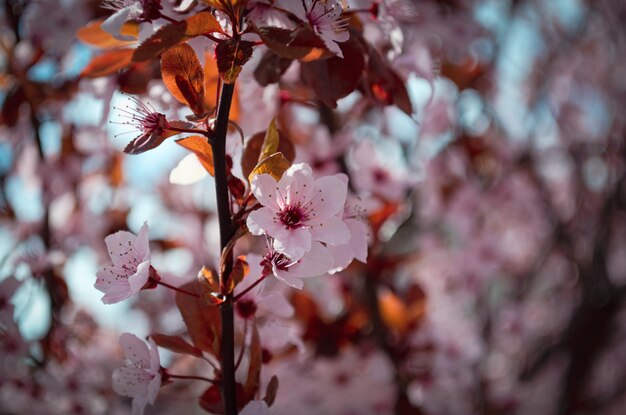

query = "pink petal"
[[286, 242, 334, 279], [246, 207, 281, 236], [308, 215, 350, 245], [272, 226, 311, 261], [346, 218, 368, 263], [328, 243, 353, 274], [282, 164, 314, 206], [131, 395, 149, 415], [127, 260, 151, 295], [278, 163, 314, 204], [251, 174, 280, 210], [261, 292, 295, 318], [119, 333, 151, 367], [113, 367, 148, 397], [306, 175, 347, 219]]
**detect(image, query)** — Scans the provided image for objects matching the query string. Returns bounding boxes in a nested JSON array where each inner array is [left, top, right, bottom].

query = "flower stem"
[[232, 273, 268, 303], [210, 81, 238, 415], [157, 280, 200, 299]]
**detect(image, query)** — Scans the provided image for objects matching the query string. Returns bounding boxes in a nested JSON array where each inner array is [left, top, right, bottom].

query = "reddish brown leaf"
[[133, 12, 223, 62], [204, 51, 241, 120], [255, 26, 333, 62], [175, 135, 214, 176], [253, 50, 293, 86], [199, 383, 248, 414], [244, 322, 262, 399], [248, 152, 292, 183], [241, 130, 295, 182], [300, 35, 366, 108], [150, 333, 203, 357], [80, 49, 134, 78], [361, 43, 413, 116], [215, 40, 255, 84], [161, 43, 206, 114], [225, 255, 249, 295], [118, 60, 161, 95], [264, 375, 279, 406], [175, 282, 221, 357], [76, 19, 138, 49]]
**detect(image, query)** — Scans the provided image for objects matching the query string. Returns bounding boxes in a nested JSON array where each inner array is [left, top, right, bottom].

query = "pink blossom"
[[261, 241, 335, 289], [246, 0, 292, 28], [247, 163, 350, 261], [235, 254, 294, 318], [328, 193, 371, 273], [240, 399, 272, 415], [113, 333, 161, 415], [111, 96, 171, 155], [94, 222, 151, 304], [102, 0, 162, 40], [281, 0, 349, 58], [349, 140, 413, 201]]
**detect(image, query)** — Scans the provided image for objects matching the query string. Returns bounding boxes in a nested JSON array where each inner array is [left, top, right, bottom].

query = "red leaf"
[[150, 333, 203, 357], [198, 383, 247, 414], [241, 129, 295, 182], [254, 26, 333, 62], [175, 282, 221, 358], [253, 50, 293, 86], [133, 12, 223, 62], [361, 43, 413, 115], [300, 35, 366, 108], [76, 18, 138, 49], [161, 43, 206, 115], [215, 40, 255, 84]]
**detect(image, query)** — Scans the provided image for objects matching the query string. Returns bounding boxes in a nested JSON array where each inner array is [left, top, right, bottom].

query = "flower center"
[[373, 168, 388, 183], [278, 204, 308, 229]]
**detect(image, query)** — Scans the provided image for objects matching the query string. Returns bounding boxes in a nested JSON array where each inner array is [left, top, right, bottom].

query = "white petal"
[[277, 163, 314, 202], [240, 400, 272, 415], [101, 7, 136, 41], [169, 154, 209, 185]]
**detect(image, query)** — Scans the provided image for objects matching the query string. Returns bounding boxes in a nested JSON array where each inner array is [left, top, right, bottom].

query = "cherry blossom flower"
[[281, 0, 350, 58], [102, 0, 162, 40], [327, 189, 372, 273], [247, 163, 350, 261], [94, 222, 151, 304], [112, 333, 161, 415], [235, 254, 294, 318], [111, 96, 172, 155], [349, 140, 414, 201], [240, 399, 273, 415], [261, 241, 334, 289], [246, 0, 292, 28]]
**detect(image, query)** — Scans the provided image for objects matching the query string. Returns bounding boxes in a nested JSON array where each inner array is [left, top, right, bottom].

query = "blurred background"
[[1, 0, 626, 414]]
